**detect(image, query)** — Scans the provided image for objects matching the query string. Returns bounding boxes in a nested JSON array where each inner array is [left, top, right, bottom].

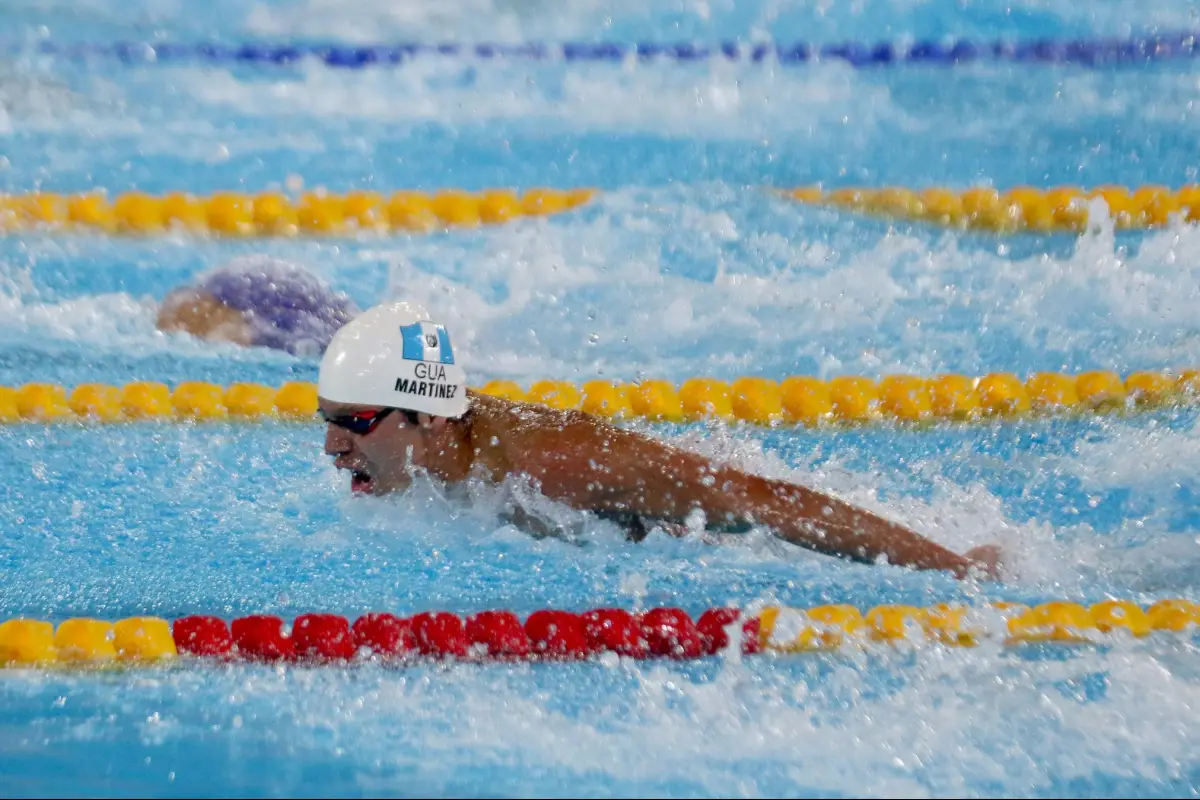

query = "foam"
[[244, 0, 730, 43], [2, 185, 1197, 599], [1060, 418, 1200, 497], [352, 188, 1200, 385], [6, 178, 1197, 535], [5, 0, 1200, 795], [50, 640, 1196, 797], [0, 282, 161, 349], [0, 279, 307, 366], [0, 65, 140, 134], [175, 57, 884, 139], [242, 0, 1200, 44]]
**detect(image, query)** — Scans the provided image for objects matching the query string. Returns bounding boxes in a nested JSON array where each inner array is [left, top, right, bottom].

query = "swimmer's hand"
[[963, 544, 1004, 581]]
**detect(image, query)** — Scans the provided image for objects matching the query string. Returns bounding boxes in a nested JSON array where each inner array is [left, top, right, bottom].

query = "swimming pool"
[[4, 0, 1200, 796]]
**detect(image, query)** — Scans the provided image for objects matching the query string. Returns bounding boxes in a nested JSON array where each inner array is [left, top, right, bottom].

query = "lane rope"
[[785, 184, 1200, 233], [0, 184, 1194, 237], [2, 369, 1197, 426], [18, 32, 1200, 69], [0, 188, 595, 237], [1, 600, 1195, 667]]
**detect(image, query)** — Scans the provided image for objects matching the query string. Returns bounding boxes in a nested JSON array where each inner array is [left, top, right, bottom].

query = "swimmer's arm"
[[156, 288, 253, 346], [695, 464, 982, 577], [518, 420, 985, 578]]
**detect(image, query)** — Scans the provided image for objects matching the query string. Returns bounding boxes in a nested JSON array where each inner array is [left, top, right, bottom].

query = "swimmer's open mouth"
[[350, 471, 373, 494]]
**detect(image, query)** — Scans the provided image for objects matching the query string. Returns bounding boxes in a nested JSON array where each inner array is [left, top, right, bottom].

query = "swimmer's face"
[[319, 399, 433, 495]]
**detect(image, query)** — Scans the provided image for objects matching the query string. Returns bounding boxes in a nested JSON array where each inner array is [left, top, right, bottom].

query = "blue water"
[[4, 0, 1200, 797]]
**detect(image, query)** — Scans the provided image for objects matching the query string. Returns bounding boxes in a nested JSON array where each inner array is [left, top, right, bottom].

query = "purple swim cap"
[[198, 256, 360, 357]]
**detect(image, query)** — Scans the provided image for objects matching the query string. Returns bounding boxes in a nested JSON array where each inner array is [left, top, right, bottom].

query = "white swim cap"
[[318, 301, 470, 418]]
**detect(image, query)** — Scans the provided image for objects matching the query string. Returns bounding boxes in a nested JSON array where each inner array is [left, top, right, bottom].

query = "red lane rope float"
[[2, 601, 1198, 667], [0, 608, 758, 666]]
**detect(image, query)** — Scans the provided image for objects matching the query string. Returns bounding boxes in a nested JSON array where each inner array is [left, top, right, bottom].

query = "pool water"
[[3, 0, 1200, 796]]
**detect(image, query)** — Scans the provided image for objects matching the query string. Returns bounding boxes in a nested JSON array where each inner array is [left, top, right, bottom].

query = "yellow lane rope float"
[[1, 185, 1193, 236], [0, 368, 1196, 425], [0, 188, 596, 236], [756, 598, 1198, 651], [1, 600, 1196, 668], [785, 184, 1200, 233]]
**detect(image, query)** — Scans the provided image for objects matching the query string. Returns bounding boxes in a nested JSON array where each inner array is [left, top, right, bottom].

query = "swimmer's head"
[[157, 256, 359, 357], [317, 301, 471, 495]]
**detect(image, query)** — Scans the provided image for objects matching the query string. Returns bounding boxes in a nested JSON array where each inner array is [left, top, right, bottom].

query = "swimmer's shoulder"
[[466, 390, 651, 478], [467, 390, 626, 442], [156, 287, 253, 346]]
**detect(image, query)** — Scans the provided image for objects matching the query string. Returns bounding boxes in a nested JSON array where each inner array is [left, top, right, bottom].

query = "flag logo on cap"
[[400, 322, 455, 365]]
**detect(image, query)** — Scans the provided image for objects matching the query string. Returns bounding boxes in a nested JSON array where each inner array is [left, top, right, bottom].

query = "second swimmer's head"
[[157, 256, 359, 357]]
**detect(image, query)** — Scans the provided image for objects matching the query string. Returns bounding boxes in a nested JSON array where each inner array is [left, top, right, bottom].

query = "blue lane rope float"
[[18, 31, 1200, 69]]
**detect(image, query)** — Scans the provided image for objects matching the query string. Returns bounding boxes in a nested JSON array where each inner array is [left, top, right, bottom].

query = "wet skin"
[[321, 391, 1002, 580], [156, 288, 255, 347]]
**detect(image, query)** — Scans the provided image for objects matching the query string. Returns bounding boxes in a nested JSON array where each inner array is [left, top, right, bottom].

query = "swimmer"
[[318, 301, 1003, 580], [156, 255, 359, 357]]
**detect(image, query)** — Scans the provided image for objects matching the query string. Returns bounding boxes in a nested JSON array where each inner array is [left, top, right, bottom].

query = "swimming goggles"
[[320, 407, 423, 435], [319, 407, 397, 436]]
